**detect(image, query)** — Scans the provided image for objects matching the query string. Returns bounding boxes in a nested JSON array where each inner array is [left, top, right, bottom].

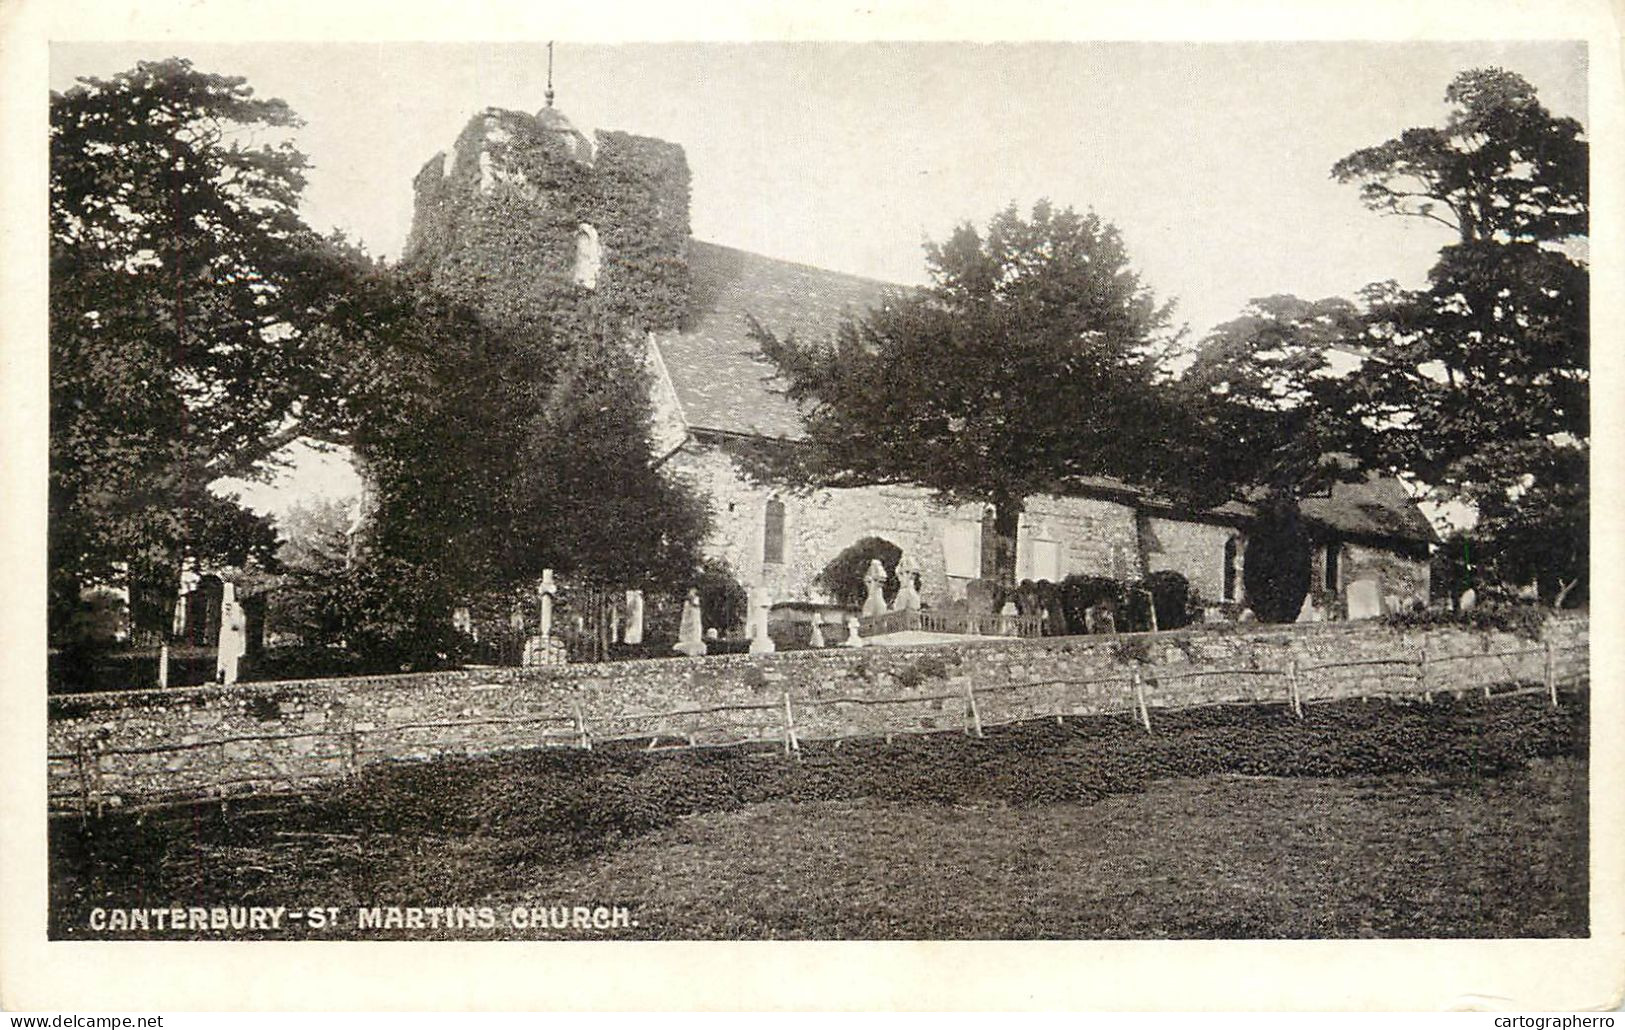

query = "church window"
[[763, 499, 785, 564], [1223, 536, 1240, 602], [1324, 540, 1342, 594], [573, 223, 601, 288]]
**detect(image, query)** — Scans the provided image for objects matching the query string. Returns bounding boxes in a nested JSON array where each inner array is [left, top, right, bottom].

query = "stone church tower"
[[403, 100, 694, 341]]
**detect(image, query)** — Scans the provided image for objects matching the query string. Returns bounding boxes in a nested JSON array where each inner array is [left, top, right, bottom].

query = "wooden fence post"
[[782, 692, 800, 756], [1419, 644, 1431, 703], [573, 701, 592, 750], [157, 642, 169, 689], [345, 730, 361, 779], [1287, 658, 1303, 720], [965, 681, 984, 738], [1545, 640, 1557, 709], [75, 740, 93, 818], [1133, 667, 1152, 733]]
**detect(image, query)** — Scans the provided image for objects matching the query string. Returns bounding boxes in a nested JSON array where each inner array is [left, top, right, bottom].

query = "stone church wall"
[[1141, 515, 1243, 604], [1342, 541, 1431, 611], [667, 442, 1147, 609]]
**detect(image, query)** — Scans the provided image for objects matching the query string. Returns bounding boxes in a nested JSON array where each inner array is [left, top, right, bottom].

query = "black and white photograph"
[[2, 0, 1620, 1014]]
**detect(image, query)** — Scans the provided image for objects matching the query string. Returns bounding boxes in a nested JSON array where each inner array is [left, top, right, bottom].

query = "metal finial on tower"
[[545, 41, 555, 108]]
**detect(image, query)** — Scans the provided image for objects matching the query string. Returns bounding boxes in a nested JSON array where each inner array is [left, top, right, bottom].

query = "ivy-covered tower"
[[403, 102, 693, 339]]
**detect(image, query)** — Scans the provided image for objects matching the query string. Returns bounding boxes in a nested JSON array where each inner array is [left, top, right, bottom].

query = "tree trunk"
[[989, 496, 1022, 593]]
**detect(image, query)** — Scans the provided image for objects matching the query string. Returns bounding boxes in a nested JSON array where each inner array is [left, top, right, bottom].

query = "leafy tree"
[[1430, 531, 1484, 607], [328, 261, 711, 627], [261, 498, 353, 646], [1331, 68, 1585, 249], [49, 59, 351, 640], [1331, 68, 1587, 601], [750, 200, 1183, 587], [1445, 439, 1587, 606], [1179, 294, 1375, 496]]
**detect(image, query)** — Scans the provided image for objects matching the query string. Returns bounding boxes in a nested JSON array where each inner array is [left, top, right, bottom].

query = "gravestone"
[[673, 588, 708, 657], [890, 553, 922, 613], [842, 614, 865, 647], [215, 582, 246, 685], [623, 589, 645, 645], [1085, 601, 1116, 635], [997, 600, 1019, 636], [749, 585, 776, 654], [1459, 587, 1477, 612], [808, 619, 826, 648], [522, 635, 566, 667], [861, 559, 888, 617], [538, 569, 557, 641], [964, 578, 997, 614], [1296, 594, 1321, 623], [1346, 578, 1384, 620]]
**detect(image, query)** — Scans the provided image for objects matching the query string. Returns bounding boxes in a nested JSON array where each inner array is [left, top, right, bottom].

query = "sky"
[[49, 40, 1590, 515]]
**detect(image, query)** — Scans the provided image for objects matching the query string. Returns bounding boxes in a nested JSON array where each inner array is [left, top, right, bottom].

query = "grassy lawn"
[[500, 760, 1585, 939], [50, 694, 1588, 940]]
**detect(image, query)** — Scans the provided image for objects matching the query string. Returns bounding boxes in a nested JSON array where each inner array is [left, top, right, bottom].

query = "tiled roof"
[[654, 239, 896, 440], [1300, 475, 1438, 545]]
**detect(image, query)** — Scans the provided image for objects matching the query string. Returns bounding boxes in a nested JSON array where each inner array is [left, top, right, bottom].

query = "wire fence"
[[48, 637, 1589, 817]]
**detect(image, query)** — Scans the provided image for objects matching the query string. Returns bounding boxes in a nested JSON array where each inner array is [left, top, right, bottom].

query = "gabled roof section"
[[654, 239, 897, 440], [652, 241, 1435, 551], [1300, 474, 1438, 545]]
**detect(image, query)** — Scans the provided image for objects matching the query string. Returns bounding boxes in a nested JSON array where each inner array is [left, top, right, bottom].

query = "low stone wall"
[[47, 615, 1588, 812]]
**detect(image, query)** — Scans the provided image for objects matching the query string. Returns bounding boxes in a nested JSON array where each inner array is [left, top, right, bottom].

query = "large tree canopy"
[[1331, 67, 1587, 474], [750, 200, 1184, 587], [49, 58, 354, 637], [318, 247, 710, 615], [1331, 68, 1586, 247], [1179, 294, 1373, 495], [1332, 67, 1588, 602]]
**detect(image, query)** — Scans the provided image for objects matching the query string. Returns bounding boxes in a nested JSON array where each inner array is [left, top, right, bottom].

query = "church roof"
[[1300, 474, 1438, 546], [653, 240, 1435, 549], [655, 239, 894, 441]]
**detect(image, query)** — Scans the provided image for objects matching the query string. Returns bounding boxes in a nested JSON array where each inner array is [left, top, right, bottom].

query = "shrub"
[[695, 558, 748, 638], [814, 537, 901, 608], [1011, 579, 1045, 618], [1120, 573, 1200, 633], [1059, 575, 1126, 634], [1139, 570, 1200, 631], [1243, 502, 1312, 623], [1381, 600, 1549, 641]]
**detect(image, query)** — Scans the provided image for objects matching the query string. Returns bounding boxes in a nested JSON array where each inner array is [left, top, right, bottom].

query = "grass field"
[[50, 693, 1588, 940]]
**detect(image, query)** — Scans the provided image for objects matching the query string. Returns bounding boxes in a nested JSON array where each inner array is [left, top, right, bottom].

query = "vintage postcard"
[[2, 0, 1621, 1013]]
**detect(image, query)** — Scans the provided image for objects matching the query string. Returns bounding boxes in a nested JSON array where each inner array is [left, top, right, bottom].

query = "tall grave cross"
[[545, 41, 555, 108]]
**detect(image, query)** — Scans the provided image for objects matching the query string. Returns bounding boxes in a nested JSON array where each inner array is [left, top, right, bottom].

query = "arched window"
[[1223, 536, 1239, 602], [573, 223, 601, 289], [1324, 540, 1342, 594], [763, 498, 786, 565]]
